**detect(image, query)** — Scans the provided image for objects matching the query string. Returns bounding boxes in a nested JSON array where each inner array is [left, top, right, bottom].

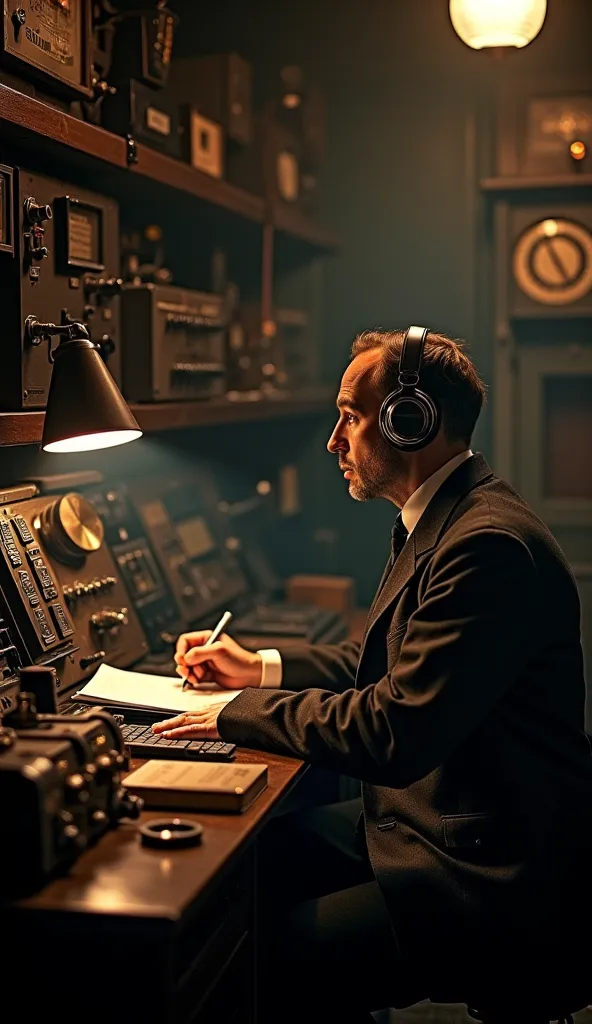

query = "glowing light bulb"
[[449, 0, 547, 49]]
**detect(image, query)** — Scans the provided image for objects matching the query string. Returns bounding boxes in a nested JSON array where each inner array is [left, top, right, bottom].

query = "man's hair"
[[351, 329, 486, 445]]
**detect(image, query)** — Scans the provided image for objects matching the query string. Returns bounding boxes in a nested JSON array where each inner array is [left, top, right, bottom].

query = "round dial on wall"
[[512, 217, 592, 305]]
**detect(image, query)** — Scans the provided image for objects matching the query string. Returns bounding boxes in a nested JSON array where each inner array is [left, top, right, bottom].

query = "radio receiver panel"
[[121, 284, 227, 402], [129, 474, 248, 627], [2, 0, 93, 99], [0, 486, 148, 703], [0, 168, 122, 411]]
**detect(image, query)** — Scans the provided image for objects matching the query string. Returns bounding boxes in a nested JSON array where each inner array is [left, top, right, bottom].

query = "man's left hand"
[[152, 707, 221, 740]]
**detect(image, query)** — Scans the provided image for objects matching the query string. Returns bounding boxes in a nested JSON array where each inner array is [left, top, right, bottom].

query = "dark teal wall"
[[175, 0, 592, 604]]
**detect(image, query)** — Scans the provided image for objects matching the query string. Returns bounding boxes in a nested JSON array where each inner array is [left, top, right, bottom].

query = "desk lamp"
[[25, 316, 142, 454]]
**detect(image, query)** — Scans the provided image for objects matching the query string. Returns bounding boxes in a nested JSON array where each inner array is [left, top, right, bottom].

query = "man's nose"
[[327, 423, 346, 454]]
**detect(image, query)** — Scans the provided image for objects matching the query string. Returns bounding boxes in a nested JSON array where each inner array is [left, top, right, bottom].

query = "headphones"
[[378, 325, 441, 452]]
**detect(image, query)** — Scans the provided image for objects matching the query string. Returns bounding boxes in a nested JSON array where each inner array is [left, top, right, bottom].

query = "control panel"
[[0, 168, 122, 411], [121, 284, 227, 402], [128, 473, 249, 627], [81, 479, 186, 656], [0, 487, 148, 701]]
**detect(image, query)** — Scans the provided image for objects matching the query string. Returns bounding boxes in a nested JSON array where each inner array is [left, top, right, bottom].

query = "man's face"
[[327, 349, 404, 501]]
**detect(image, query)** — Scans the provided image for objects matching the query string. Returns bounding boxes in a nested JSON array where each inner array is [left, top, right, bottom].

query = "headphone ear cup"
[[379, 388, 441, 452]]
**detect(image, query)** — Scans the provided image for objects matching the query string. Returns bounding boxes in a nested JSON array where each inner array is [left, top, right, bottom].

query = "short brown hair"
[[351, 329, 486, 445]]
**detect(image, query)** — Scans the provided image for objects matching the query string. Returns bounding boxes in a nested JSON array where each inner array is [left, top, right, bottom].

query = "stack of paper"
[[74, 662, 241, 715]]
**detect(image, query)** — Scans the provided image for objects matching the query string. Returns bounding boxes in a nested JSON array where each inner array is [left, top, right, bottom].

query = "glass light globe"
[[449, 0, 547, 49]]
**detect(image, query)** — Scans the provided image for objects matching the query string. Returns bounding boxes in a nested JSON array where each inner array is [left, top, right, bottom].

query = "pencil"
[[181, 610, 233, 690]]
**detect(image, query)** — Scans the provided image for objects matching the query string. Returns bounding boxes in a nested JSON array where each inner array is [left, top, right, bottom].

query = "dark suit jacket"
[[219, 454, 592, 1000]]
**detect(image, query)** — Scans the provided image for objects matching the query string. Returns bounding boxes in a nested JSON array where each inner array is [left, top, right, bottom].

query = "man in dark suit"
[[154, 329, 592, 1022]]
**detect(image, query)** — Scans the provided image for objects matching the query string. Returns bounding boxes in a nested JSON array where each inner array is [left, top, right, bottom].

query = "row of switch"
[[63, 577, 117, 605]]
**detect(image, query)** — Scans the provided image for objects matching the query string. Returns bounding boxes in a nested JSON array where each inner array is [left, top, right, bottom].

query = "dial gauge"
[[512, 218, 592, 305]]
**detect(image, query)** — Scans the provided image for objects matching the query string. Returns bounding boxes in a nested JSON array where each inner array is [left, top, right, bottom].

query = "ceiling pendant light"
[[449, 0, 547, 50]]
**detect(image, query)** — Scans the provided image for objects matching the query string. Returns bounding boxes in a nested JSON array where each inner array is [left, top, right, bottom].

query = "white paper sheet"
[[74, 662, 241, 715]]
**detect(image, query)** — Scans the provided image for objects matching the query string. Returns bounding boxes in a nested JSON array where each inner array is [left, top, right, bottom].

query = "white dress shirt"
[[257, 450, 474, 687]]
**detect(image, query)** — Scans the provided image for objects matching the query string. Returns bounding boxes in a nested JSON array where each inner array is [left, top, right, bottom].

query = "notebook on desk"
[[74, 663, 242, 716], [124, 759, 268, 812]]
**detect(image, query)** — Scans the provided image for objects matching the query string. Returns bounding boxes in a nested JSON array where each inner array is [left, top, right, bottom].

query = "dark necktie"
[[391, 512, 409, 563]]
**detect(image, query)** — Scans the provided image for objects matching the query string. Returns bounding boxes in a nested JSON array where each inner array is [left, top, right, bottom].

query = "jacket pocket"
[[441, 813, 496, 850]]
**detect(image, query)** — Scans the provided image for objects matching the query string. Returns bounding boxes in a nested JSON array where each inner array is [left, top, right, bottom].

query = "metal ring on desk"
[[139, 818, 204, 849]]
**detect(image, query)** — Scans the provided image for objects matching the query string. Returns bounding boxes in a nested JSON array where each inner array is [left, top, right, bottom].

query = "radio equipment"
[[275, 306, 317, 391], [104, 0, 177, 89], [229, 102, 302, 207], [1, 0, 93, 101], [168, 52, 252, 147], [225, 288, 267, 399], [121, 284, 228, 402], [0, 164, 14, 256], [233, 304, 317, 396], [0, 168, 122, 411], [0, 485, 148, 699], [0, 680, 141, 893], [128, 474, 248, 628], [276, 66, 325, 214], [98, 2, 180, 156], [101, 77, 183, 158], [62, 472, 186, 660]]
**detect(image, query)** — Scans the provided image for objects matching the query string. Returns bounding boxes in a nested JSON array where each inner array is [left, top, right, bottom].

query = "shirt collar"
[[400, 450, 474, 535]]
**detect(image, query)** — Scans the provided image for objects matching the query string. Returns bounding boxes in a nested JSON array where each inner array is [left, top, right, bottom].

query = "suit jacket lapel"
[[360, 531, 416, 653], [358, 454, 494, 658]]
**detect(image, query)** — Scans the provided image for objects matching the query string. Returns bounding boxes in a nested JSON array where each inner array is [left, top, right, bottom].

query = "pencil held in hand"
[[175, 621, 263, 691], [181, 611, 233, 690]]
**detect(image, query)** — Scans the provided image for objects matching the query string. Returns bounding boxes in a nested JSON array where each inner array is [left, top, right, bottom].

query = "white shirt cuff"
[[257, 649, 283, 687]]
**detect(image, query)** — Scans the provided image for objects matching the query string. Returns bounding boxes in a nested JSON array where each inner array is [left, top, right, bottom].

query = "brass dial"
[[39, 493, 104, 565], [512, 217, 592, 306]]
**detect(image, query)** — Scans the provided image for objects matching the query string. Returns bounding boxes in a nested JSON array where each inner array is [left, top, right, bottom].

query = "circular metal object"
[[139, 818, 204, 849], [512, 217, 592, 306], [39, 492, 104, 565]]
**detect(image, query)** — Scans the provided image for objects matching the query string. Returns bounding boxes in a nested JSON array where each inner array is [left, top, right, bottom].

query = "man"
[[154, 329, 592, 1022]]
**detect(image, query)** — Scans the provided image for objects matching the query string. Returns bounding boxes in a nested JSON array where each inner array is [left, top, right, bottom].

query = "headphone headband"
[[398, 326, 430, 386]]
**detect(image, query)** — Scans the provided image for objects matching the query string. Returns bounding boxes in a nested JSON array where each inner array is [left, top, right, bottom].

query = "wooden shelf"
[[272, 203, 341, 249], [480, 174, 592, 191], [0, 83, 338, 249], [0, 389, 334, 447]]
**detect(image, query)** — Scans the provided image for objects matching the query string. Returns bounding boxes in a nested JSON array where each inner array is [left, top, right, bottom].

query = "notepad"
[[124, 759, 268, 812], [74, 663, 242, 715]]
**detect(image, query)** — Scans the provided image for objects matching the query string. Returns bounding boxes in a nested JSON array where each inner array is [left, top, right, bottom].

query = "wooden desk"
[[4, 748, 305, 1023]]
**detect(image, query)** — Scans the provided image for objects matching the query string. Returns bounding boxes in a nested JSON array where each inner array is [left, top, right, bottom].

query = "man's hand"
[[174, 630, 262, 690], [152, 707, 221, 740]]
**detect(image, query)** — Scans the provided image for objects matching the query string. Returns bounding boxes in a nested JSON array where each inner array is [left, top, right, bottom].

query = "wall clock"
[[504, 203, 592, 318], [512, 217, 592, 306]]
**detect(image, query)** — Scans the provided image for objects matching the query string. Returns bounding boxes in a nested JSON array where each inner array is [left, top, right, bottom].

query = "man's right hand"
[[174, 631, 262, 690]]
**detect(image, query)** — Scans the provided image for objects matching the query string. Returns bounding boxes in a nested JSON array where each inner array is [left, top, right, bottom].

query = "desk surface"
[[12, 748, 305, 921], [11, 617, 371, 921]]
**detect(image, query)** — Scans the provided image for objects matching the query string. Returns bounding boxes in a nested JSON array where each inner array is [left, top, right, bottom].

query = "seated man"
[[154, 328, 592, 1023]]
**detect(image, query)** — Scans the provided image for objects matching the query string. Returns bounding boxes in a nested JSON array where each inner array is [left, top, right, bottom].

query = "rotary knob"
[[39, 493, 104, 566]]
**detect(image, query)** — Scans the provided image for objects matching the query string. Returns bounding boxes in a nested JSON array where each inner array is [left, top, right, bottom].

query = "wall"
[[175, 0, 591, 604]]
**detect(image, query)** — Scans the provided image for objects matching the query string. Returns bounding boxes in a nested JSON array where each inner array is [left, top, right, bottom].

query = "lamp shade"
[[449, 0, 547, 49], [42, 337, 142, 453]]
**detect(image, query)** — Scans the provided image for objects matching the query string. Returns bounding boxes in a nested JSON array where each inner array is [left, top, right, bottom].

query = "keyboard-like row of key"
[[120, 723, 236, 761]]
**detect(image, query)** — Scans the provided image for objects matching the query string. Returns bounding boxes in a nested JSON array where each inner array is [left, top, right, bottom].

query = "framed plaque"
[[2, 0, 93, 98], [496, 73, 592, 179]]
